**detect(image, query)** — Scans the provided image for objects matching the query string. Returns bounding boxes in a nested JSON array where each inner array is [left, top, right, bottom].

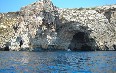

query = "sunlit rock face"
[[0, 0, 116, 51], [0, 0, 58, 51], [57, 6, 116, 51]]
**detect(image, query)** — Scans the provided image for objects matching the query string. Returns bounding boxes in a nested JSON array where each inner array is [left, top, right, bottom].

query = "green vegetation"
[[78, 7, 84, 10], [91, 7, 96, 10]]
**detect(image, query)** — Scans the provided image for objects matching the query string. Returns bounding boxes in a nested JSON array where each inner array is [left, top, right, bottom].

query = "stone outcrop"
[[0, 0, 116, 51]]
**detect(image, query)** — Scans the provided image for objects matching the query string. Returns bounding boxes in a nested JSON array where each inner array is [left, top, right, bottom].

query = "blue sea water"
[[0, 51, 116, 73]]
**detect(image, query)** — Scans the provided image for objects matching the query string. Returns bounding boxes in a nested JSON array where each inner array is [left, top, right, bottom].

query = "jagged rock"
[[0, 0, 116, 51]]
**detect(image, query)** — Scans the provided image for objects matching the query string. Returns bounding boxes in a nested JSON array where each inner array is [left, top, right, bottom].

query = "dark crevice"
[[19, 40, 23, 48], [113, 44, 116, 51], [104, 10, 112, 23]]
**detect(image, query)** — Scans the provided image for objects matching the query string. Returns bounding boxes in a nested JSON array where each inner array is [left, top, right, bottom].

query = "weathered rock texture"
[[0, 0, 116, 51]]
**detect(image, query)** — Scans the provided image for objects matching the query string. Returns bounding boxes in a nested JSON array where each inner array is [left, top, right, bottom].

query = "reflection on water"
[[0, 51, 116, 73]]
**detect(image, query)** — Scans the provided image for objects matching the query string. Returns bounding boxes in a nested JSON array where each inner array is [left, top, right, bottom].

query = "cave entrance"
[[19, 40, 23, 48], [69, 32, 92, 51], [4, 45, 9, 51]]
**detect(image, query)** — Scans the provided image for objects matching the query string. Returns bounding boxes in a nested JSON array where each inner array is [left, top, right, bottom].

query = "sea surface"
[[0, 51, 116, 73]]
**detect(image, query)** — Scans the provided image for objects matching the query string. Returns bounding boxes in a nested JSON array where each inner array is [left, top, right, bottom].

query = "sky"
[[0, 0, 116, 12]]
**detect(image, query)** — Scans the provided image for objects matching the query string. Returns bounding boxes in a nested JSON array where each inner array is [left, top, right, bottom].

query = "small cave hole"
[[4, 45, 9, 51], [19, 40, 23, 48]]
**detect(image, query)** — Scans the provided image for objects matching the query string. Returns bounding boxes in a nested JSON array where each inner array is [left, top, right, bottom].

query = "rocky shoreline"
[[0, 0, 116, 51]]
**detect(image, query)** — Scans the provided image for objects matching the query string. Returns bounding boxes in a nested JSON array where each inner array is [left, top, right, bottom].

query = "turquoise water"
[[0, 51, 116, 73]]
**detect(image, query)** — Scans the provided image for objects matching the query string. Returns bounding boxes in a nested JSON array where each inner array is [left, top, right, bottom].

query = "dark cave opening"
[[19, 40, 23, 48], [73, 32, 86, 43], [69, 32, 93, 51], [81, 44, 92, 51], [4, 45, 9, 51]]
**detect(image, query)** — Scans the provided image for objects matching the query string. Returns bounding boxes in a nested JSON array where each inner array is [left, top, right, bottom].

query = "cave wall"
[[56, 21, 98, 50]]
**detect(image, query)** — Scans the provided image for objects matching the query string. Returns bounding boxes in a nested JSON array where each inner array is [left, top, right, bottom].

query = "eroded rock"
[[0, 0, 116, 51]]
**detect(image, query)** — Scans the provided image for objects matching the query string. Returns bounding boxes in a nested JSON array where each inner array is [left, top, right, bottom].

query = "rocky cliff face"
[[0, 0, 116, 51]]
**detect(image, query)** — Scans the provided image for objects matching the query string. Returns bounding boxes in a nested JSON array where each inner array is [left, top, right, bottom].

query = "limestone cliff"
[[0, 0, 116, 51]]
